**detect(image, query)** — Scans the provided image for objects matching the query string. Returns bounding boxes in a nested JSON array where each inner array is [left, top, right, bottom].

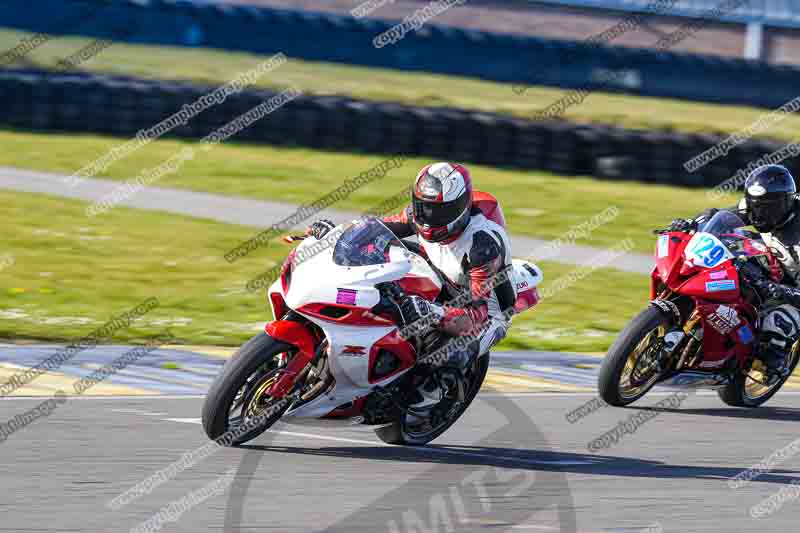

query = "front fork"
[[651, 294, 697, 372], [674, 313, 701, 370]]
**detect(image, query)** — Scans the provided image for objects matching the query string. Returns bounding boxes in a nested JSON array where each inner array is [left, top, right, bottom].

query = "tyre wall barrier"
[[1, 69, 795, 189]]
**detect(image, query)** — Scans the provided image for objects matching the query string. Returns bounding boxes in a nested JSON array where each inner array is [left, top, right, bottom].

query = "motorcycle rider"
[[668, 164, 800, 379], [306, 162, 518, 374]]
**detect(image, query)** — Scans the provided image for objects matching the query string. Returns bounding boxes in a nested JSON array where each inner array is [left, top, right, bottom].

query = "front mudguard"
[[264, 320, 317, 397]]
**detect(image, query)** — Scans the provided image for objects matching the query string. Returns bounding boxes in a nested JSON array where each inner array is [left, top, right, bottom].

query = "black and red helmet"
[[411, 162, 473, 243]]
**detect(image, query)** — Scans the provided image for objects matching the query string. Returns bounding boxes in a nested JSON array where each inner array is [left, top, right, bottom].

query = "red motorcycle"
[[599, 211, 799, 407]]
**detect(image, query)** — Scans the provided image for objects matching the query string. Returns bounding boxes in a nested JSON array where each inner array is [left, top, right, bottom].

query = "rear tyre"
[[374, 353, 489, 446], [599, 306, 671, 407], [717, 343, 800, 407], [202, 332, 294, 446]]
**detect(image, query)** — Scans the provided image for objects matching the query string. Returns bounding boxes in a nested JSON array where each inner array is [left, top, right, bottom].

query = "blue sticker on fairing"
[[738, 325, 754, 344], [705, 280, 736, 292]]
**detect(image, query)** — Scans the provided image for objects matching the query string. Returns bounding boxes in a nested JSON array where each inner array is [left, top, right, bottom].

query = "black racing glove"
[[307, 219, 336, 240], [666, 218, 698, 233], [749, 277, 784, 302], [740, 262, 787, 302], [397, 295, 444, 329]]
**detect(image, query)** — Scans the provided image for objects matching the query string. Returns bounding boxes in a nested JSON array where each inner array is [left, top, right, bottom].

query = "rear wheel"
[[374, 353, 489, 445], [717, 342, 800, 407], [202, 332, 296, 446], [599, 306, 672, 407]]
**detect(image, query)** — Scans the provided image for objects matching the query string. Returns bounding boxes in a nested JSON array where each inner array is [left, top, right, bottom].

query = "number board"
[[685, 232, 733, 269]]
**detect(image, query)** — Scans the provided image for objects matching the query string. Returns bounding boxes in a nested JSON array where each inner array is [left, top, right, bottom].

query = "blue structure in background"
[[534, 0, 800, 60], [0, 0, 799, 110], [535, 0, 800, 28]]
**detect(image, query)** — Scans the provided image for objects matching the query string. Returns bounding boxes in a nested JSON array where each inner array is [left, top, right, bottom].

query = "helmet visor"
[[749, 195, 793, 230], [413, 195, 469, 228]]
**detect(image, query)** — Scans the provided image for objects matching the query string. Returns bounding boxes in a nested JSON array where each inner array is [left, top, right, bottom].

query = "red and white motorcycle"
[[203, 214, 542, 446]]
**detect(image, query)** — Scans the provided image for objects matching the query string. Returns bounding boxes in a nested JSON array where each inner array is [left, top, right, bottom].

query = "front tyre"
[[374, 353, 489, 446], [599, 306, 671, 407], [202, 332, 294, 446]]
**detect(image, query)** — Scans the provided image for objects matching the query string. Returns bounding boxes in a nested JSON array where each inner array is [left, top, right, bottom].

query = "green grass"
[[1, 27, 800, 139], [0, 189, 648, 352], [0, 128, 737, 255]]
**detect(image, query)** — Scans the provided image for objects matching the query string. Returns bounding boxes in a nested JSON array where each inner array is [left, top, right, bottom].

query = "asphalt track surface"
[[0, 166, 653, 274], [0, 344, 603, 394], [5, 388, 800, 532]]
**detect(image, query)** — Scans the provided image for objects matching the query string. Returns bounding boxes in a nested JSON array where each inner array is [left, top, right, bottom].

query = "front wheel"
[[202, 332, 295, 446], [599, 306, 672, 407], [717, 343, 800, 407], [374, 354, 489, 445]]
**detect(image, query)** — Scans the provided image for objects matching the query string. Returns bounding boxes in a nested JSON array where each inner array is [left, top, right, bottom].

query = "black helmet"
[[744, 164, 797, 232]]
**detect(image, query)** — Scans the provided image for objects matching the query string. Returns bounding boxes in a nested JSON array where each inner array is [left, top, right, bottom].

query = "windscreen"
[[332, 217, 407, 267], [697, 211, 747, 237], [686, 210, 765, 267]]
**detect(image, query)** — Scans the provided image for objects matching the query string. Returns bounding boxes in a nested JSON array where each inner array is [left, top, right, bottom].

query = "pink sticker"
[[709, 270, 728, 280], [336, 288, 357, 305]]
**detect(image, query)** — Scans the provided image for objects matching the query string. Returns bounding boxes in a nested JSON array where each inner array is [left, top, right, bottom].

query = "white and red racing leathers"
[[381, 194, 517, 355]]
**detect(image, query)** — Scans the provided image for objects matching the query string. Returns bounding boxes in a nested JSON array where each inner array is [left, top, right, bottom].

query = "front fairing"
[[676, 262, 740, 303], [284, 242, 412, 311], [653, 229, 770, 300]]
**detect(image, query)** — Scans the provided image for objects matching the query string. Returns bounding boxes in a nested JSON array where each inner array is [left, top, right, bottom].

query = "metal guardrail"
[[534, 0, 800, 28]]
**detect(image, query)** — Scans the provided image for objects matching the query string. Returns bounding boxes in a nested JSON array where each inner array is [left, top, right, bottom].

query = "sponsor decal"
[[738, 325, 754, 344], [336, 288, 358, 305], [657, 235, 669, 258], [706, 280, 736, 292], [341, 345, 366, 356], [709, 270, 728, 280], [516, 280, 529, 290], [748, 184, 767, 197], [706, 305, 741, 335]]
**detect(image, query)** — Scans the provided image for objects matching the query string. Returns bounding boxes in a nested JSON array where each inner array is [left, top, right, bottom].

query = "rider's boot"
[[408, 337, 477, 408], [409, 374, 444, 408], [759, 306, 800, 383], [760, 339, 790, 384]]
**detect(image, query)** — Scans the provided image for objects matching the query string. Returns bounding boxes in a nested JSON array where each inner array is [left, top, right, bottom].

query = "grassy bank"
[[0, 128, 738, 255], [0, 189, 648, 352]]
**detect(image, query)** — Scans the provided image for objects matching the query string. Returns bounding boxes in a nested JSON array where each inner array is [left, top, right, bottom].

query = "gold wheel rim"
[[744, 343, 799, 401], [619, 326, 665, 400], [244, 374, 280, 419]]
